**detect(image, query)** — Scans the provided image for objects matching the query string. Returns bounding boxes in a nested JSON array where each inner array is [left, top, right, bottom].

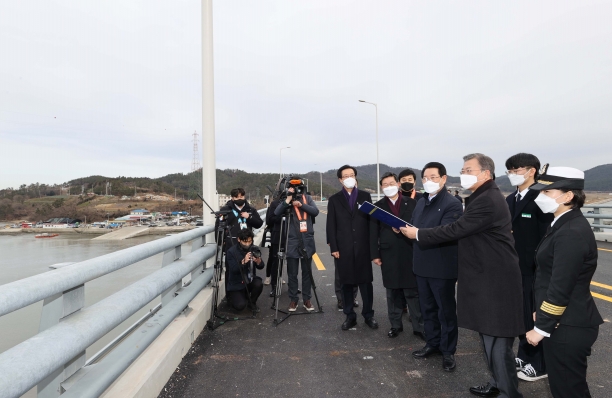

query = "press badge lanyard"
[[232, 209, 248, 229], [294, 196, 308, 233]]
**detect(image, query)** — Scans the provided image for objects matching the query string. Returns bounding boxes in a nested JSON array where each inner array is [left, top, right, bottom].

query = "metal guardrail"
[[0, 208, 267, 398], [583, 204, 612, 232]]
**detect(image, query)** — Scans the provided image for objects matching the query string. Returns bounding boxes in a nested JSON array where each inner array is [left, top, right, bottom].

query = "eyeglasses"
[[421, 176, 441, 183], [505, 167, 531, 176], [341, 174, 356, 179], [381, 182, 397, 188], [459, 168, 483, 175]]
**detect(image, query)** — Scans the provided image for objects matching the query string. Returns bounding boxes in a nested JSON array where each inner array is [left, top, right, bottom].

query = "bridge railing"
[[0, 208, 267, 398], [583, 204, 612, 232]]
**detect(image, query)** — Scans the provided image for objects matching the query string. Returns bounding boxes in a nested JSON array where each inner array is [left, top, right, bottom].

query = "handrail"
[[0, 234, 215, 398], [0, 226, 214, 317]]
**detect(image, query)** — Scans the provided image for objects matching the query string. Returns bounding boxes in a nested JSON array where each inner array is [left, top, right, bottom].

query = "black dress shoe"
[[269, 289, 276, 297], [469, 383, 500, 397], [353, 299, 359, 307], [337, 299, 343, 309], [412, 345, 440, 359], [413, 331, 426, 341], [442, 354, 456, 372], [364, 317, 378, 329], [388, 327, 403, 338], [341, 317, 357, 330]]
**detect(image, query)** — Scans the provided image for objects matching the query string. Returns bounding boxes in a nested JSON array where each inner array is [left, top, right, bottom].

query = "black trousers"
[[227, 277, 263, 311], [386, 287, 423, 332], [342, 282, 374, 320], [416, 276, 458, 355], [266, 243, 279, 284], [335, 263, 357, 301], [543, 325, 598, 398], [517, 273, 546, 372], [481, 334, 523, 398]]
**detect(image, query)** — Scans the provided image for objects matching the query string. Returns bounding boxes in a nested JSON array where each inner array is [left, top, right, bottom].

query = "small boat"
[[35, 233, 59, 239]]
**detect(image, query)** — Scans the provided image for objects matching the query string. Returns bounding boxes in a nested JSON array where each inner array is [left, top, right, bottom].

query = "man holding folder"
[[370, 172, 424, 339]]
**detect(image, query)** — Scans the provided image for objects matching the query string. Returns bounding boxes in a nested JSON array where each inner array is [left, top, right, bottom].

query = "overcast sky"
[[1, 1, 611, 189]]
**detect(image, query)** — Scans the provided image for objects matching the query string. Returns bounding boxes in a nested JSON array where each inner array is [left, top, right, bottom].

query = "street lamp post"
[[280, 146, 290, 177], [359, 100, 380, 200], [315, 164, 323, 201]]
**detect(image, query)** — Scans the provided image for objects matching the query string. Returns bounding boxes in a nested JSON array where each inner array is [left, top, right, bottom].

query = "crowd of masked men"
[[216, 152, 601, 398]]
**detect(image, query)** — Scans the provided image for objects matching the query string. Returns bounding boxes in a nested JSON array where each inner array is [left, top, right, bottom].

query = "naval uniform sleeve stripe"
[[540, 301, 566, 316]]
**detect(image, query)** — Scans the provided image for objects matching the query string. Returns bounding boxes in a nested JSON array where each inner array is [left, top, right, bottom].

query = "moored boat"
[[35, 233, 59, 238]]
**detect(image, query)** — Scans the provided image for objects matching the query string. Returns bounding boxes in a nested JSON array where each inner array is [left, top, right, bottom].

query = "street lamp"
[[359, 100, 380, 200], [280, 146, 291, 177], [315, 163, 323, 201]]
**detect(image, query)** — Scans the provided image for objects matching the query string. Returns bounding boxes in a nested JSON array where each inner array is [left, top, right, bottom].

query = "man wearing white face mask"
[[327, 165, 378, 331], [400, 153, 524, 398], [410, 162, 463, 373], [504, 153, 553, 382], [370, 172, 424, 340]]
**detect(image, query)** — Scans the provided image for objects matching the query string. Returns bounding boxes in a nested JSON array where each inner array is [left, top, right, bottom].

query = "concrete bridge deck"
[[157, 205, 612, 398]]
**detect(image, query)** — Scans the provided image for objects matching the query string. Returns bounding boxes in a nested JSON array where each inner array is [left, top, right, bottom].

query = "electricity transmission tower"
[[189, 131, 202, 200]]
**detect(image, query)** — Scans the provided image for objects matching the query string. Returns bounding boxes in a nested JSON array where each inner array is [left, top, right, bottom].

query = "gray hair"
[[463, 153, 495, 174]]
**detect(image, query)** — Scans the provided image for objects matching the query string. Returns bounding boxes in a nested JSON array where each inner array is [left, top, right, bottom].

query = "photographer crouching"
[[274, 179, 319, 312], [225, 229, 265, 312]]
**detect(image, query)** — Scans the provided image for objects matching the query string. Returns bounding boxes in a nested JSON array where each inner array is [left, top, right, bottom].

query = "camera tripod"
[[272, 203, 323, 326], [198, 195, 257, 331]]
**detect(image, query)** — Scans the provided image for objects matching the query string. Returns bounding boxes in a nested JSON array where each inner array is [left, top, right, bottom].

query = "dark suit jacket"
[[412, 188, 463, 279], [326, 189, 373, 285], [534, 209, 603, 334], [418, 180, 524, 337], [370, 194, 417, 289], [506, 188, 553, 276]]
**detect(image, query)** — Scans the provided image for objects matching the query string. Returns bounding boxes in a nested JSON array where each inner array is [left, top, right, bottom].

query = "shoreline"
[[0, 226, 196, 236]]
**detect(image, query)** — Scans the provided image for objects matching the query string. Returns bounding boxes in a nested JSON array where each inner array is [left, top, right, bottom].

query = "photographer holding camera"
[[216, 188, 264, 252], [274, 178, 320, 312], [225, 228, 265, 311]]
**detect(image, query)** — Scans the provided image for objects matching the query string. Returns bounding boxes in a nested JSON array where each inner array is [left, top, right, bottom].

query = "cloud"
[[1, 1, 612, 188]]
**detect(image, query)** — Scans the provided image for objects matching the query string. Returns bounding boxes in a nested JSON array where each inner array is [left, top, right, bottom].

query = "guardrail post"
[[161, 245, 182, 306], [191, 235, 206, 282], [593, 207, 602, 232], [37, 263, 86, 398]]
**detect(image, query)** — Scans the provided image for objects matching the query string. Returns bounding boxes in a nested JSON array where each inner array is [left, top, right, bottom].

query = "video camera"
[[275, 175, 307, 201]]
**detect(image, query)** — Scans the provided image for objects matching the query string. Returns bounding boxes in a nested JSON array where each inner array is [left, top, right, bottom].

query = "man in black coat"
[[401, 153, 524, 398], [504, 153, 553, 382], [326, 165, 378, 331], [410, 162, 463, 373], [370, 172, 424, 339], [225, 229, 265, 311], [215, 188, 264, 252]]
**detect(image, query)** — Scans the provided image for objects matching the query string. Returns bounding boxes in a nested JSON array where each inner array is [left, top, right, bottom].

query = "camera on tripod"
[[276, 175, 306, 201]]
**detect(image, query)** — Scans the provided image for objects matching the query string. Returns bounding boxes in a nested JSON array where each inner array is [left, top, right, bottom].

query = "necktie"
[[515, 193, 521, 202]]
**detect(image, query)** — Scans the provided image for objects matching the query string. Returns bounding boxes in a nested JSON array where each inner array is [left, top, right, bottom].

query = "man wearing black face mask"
[[225, 228, 265, 311], [216, 187, 264, 252], [399, 169, 424, 202]]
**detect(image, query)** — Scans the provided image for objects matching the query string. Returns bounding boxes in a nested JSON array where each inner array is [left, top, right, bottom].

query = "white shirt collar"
[[551, 209, 572, 226], [428, 193, 438, 201], [516, 187, 530, 200], [388, 196, 399, 205]]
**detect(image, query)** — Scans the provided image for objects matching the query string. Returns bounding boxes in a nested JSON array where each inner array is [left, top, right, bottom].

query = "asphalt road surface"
[[160, 204, 612, 398]]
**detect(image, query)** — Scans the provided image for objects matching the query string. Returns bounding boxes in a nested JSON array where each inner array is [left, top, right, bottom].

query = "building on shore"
[[43, 218, 82, 228]]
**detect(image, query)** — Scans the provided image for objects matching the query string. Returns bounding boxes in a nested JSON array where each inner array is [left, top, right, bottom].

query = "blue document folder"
[[358, 201, 414, 229]]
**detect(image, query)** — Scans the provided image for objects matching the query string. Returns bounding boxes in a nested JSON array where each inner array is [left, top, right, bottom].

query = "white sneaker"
[[263, 277, 271, 285], [515, 357, 527, 371], [517, 364, 548, 382]]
